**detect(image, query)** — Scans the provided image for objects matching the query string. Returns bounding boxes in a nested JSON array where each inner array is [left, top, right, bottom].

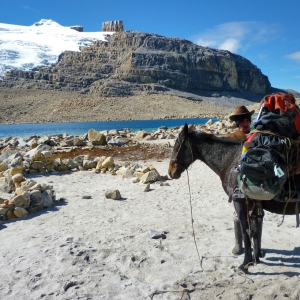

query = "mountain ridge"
[[0, 30, 272, 100]]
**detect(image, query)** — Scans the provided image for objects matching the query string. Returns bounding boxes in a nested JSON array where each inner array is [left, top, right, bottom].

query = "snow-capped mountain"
[[0, 19, 113, 78]]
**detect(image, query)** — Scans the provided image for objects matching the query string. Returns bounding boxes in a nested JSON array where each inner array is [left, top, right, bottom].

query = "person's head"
[[229, 106, 254, 134]]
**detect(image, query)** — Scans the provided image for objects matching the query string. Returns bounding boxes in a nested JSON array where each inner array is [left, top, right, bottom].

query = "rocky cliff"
[[0, 31, 271, 97]]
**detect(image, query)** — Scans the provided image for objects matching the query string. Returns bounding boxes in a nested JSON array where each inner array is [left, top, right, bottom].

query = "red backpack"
[[254, 93, 300, 138]]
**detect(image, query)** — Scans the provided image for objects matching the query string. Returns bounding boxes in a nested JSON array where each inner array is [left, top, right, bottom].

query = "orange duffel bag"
[[254, 93, 300, 138]]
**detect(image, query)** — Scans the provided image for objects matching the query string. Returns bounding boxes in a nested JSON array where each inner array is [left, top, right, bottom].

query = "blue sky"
[[1, 0, 300, 92]]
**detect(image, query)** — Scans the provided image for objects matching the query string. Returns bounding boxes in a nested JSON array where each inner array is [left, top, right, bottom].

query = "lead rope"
[[186, 168, 204, 271]]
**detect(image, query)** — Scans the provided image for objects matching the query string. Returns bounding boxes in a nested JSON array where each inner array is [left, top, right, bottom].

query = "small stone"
[[82, 195, 92, 199], [144, 183, 150, 192], [105, 190, 121, 200], [147, 230, 162, 239], [0, 214, 7, 221]]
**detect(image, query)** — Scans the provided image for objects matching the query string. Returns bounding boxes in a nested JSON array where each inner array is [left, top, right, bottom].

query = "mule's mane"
[[187, 130, 242, 146]]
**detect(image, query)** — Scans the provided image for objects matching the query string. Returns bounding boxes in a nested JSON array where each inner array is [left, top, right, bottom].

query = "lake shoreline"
[[0, 117, 219, 139]]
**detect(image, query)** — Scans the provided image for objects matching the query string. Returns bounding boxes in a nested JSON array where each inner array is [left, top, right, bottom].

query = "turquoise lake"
[[0, 118, 219, 138]]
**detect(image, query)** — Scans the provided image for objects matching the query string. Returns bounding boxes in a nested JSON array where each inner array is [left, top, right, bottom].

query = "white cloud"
[[193, 21, 280, 53], [219, 38, 240, 53], [22, 5, 40, 13], [286, 51, 300, 63]]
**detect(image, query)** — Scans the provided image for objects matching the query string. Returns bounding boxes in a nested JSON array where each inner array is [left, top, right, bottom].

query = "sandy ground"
[[1, 159, 300, 299]]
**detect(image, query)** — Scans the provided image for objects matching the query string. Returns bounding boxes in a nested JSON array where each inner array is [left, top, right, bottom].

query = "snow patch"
[[0, 19, 114, 77]]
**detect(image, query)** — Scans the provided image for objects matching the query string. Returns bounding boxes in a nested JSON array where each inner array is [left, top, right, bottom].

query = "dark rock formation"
[[102, 21, 123, 32], [0, 31, 271, 97], [70, 26, 83, 32]]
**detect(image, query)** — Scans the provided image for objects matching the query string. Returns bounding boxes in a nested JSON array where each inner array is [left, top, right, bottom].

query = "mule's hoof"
[[232, 246, 243, 256], [237, 264, 249, 274]]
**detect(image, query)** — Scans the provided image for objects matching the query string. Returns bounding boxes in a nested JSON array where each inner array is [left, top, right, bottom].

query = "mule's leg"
[[233, 199, 253, 273], [258, 218, 264, 257], [257, 204, 264, 258], [250, 203, 264, 259], [232, 220, 243, 255], [250, 215, 261, 263]]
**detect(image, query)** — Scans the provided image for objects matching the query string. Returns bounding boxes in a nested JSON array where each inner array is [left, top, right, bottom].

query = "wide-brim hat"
[[229, 105, 255, 121]]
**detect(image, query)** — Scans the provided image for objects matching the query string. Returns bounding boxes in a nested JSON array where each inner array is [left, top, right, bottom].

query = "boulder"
[[116, 167, 134, 178], [107, 138, 129, 146], [11, 194, 30, 208], [41, 190, 54, 207], [9, 156, 23, 167], [27, 138, 38, 149], [135, 130, 146, 139], [0, 206, 9, 215], [31, 161, 44, 170], [14, 207, 29, 218], [73, 137, 85, 146], [37, 136, 50, 145], [0, 162, 8, 172], [21, 179, 37, 191], [96, 156, 107, 169], [102, 157, 114, 169], [140, 169, 161, 183], [0, 176, 14, 193], [45, 164, 55, 172], [56, 165, 69, 172], [12, 173, 25, 183], [83, 160, 97, 169], [87, 129, 106, 145], [29, 190, 43, 206], [41, 151, 52, 158], [9, 166, 23, 176]]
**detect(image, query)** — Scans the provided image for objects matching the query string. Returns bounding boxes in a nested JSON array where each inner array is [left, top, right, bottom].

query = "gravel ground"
[[0, 87, 262, 124]]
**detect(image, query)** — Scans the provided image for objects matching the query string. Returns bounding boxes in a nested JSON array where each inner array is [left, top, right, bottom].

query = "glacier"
[[0, 19, 113, 78]]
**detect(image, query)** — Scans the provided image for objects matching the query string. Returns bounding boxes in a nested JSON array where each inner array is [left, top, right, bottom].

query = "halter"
[[170, 134, 194, 170]]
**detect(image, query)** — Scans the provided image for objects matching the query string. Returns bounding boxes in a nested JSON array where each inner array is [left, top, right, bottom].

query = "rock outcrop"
[[102, 20, 123, 32], [0, 31, 271, 97]]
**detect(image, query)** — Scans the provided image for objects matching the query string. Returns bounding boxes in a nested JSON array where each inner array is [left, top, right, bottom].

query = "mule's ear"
[[183, 123, 188, 135]]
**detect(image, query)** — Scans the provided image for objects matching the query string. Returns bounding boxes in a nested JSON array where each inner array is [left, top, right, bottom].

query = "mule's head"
[[168, 123, 194, 179]]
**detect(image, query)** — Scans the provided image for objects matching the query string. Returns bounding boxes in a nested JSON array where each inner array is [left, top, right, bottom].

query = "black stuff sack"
[[238, 140, 288, 200]]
